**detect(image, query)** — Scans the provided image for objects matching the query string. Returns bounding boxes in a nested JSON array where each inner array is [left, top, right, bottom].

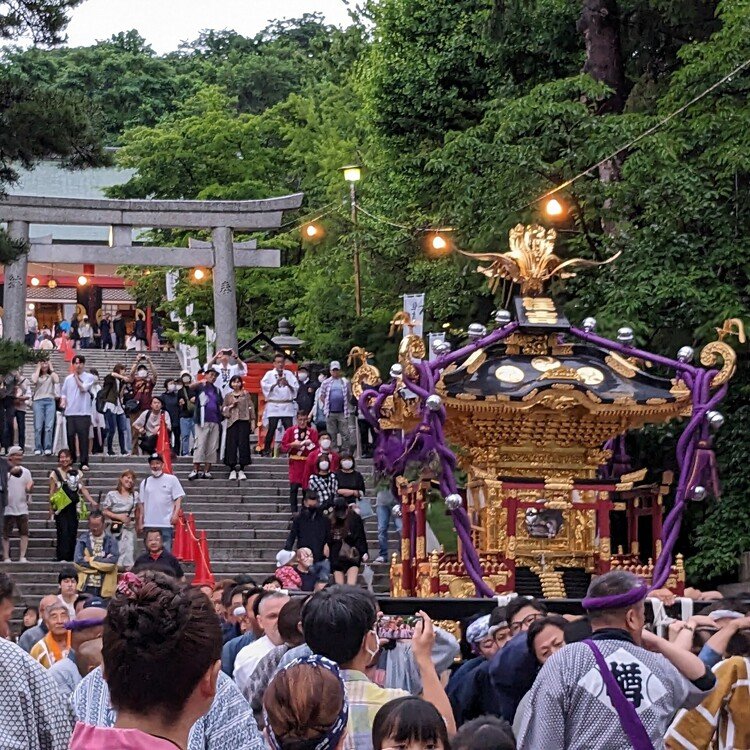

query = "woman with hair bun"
[[69, 570, 222, 749], [263, 654, 349, 750]]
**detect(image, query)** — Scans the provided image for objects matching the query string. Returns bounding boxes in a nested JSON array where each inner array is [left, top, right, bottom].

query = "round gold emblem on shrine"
[[494, 365, 525, 384], [576, 366, 605, 385], [531, 356, 561, 372]]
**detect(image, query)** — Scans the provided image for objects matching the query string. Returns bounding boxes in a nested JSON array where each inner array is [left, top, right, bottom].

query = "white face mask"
[[151, 469, 162, 477], [299, 374, 309, 383], [320, 439, 332, 450], [365, 628, 379, 660], [341, 459, 354, 470], [318, 374, 325, 384], [167, 384, 177, 392], [318, 461, 330, 472], [137, 368, 147, 377]]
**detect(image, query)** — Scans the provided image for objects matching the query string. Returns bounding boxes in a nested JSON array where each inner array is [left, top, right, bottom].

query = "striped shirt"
[[341, 669, 409, 750]]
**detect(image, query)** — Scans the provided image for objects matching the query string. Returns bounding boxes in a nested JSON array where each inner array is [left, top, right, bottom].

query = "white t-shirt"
[[6, 467, 32, 516], [209, 362, 247, 397], [234, 635, 275, 698], [137, 473, 185, 529], [57, 594, 76, 620], [61, 372, 97, 416]]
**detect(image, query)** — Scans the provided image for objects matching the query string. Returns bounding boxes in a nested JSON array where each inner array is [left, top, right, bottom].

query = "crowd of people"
[[25, 310, 157, 351], [1, 567, 748, 750]]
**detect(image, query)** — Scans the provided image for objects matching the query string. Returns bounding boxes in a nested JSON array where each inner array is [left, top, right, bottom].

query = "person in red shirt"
[[281, 412, 319, 513], [302, 431, 339, 491]]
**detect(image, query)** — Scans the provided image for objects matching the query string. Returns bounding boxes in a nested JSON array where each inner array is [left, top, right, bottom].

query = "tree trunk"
[[578, 0, 626, 233]]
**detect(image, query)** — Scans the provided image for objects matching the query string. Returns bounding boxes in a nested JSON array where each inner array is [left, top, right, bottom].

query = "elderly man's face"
[[47, 606, 70, 637]]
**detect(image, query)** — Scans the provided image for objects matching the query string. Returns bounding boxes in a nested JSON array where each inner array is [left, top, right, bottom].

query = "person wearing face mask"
[[177, 371, 196, 456], [317, 361, 354, 453], [303, 431, 340, 489], [281, 412, 319, 514], [335, 451, 366, 507], [222, 375, 255, 480], [160, 379, 181, 457], [294, 366, 317, 418], [128, 355, 157, 455], [284, 491, 331, 587], [308, 454, 339, 511], [303, 587, 456, 750], [206, 348, 248, 398]]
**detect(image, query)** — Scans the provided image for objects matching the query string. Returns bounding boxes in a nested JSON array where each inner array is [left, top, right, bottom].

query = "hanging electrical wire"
[[513, 56, 750, 213]]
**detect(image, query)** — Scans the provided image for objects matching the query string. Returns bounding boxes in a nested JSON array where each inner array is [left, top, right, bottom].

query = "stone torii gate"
[[0, 192, 303, 351]]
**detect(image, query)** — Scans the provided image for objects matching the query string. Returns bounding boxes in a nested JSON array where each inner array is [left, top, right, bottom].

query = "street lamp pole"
[[342, 165, 362, 316]]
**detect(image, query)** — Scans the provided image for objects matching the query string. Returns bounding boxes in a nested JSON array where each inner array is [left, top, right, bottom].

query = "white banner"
[[166, 270, 180, 322], [402, 293, 425, 337]]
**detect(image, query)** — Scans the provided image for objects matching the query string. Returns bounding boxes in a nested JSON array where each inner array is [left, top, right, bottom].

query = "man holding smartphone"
[[206, 348, 247, 398], [260, 353, 299, 457]]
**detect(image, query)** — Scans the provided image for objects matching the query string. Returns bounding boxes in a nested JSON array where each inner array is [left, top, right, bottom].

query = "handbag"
[[583, 640, 654, 750], [78, 501, 90, 522], [357, 497, 375, 520], [49, 487, 72, 515], [123, 398, 140, 415], [339, 539, 361, 565]]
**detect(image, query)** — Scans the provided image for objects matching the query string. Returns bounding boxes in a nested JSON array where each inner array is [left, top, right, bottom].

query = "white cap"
[[7, 445, 23, 456], [276, 549, 296, 568], [329, 360, 341, 371]]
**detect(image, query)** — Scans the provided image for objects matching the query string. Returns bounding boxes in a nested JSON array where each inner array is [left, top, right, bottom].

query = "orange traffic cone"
[[60, 333, 74, 362], [172, 512, 189, 561], [192, 530, 214, 588], [184, 513, 197, 563]]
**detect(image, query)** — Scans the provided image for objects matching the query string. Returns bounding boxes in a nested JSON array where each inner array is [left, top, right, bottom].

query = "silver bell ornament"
[[617, 327, 634, 344], [425, 394, 443, 412], [691, 485, 707, 502], [494, 309, 512, 325], [389, 363, 403, 379], [582, 317, 597, 333], [445, 493, 463, 511], [706, 410, 725, 432], [677, 346, 694, 363], [434, 340, 452, 356], [467, 323, 487, 340], [392, 504, 402, 519]]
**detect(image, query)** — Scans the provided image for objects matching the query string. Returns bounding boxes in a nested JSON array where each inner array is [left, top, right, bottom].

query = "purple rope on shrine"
[[651, 370, 727, 589], [569, 327, 700, 376]]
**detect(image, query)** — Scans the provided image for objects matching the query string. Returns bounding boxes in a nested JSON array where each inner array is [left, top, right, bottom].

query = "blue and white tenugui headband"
[[264, 654, 349, 750]]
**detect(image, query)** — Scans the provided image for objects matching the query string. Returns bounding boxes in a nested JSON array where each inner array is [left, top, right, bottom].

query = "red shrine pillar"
[[597, 492, 612, 574]]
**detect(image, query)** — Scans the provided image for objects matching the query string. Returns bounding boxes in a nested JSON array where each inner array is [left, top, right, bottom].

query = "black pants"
[[2, 405, 15, 450], [66, 415, 91, 466], [289, 482, 302, 513], [359, 418, 375, 457], [225, 420, 252, 468], [263, 416, 292, 453], [55, 503, 78, 561]]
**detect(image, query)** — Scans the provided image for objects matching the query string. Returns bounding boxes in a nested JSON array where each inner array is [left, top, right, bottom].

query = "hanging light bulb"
[[193, 268, 205, 281], [30, 276, 40, 286], [545, 198, 564, 217], [77, 275, 88, 286], [47, 279, 57, 289]]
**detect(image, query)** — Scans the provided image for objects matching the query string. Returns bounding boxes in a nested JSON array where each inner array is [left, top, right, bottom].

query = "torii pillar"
[[3, 220, 30, 342], [211, 226, 238, 353]]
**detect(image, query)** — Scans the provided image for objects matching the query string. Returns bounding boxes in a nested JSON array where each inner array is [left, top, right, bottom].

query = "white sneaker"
[[33, 450, 41, 455], [2, 558, 11, 564], [203, 471, 213, 480], [19, 557, 28, 563], [374, 556, 385, 564], [229, 470, 237, 480], [188, 470, 199, 481], [44, 450, 52, 456], [238, 470, 247, 480]]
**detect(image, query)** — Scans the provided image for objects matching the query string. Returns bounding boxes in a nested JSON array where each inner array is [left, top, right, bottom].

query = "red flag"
[[157, 413, 173, 474]]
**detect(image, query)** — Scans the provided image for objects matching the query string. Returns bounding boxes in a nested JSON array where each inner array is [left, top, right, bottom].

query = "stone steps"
[[2, 455, 394, 624]]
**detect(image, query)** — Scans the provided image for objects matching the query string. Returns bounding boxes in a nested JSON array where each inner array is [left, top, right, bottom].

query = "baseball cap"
[[329, 360, 341, 371], [276, 550, 296, 568], [7, 445, 23, 456], [147, 453, 164, 464]]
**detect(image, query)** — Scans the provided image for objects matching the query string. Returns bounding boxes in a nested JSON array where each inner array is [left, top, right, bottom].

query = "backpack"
[[95, 388, 107, 414]]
